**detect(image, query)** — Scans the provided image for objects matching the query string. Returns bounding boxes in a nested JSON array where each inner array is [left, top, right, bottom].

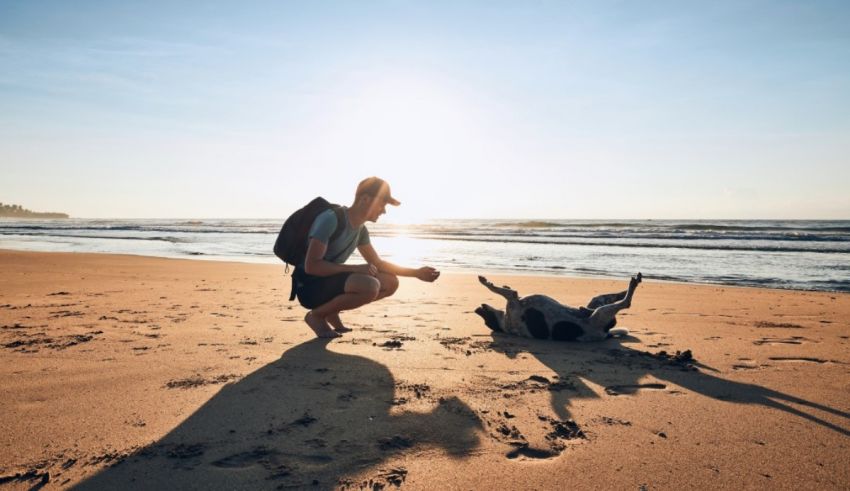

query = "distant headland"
[[0, 202, 69, 219]]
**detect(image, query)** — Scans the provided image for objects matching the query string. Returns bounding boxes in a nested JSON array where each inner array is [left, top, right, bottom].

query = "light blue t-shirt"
[[306, 207, 370, 265]]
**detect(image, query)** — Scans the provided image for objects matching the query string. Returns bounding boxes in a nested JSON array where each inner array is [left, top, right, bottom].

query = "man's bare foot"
[[304, 312, 341, 338], [326, 312, 353, 333]]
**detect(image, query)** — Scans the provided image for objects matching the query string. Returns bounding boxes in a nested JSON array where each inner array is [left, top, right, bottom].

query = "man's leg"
[[309, 274, 380, 336], [324, 313, 351, 333], [326, 273, 398, 332], [375, 272, 399, 300], [304, 311, 340, 338]]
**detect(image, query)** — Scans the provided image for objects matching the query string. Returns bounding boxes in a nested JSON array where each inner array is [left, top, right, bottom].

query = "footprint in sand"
[[753, 336, 814, 345], [604, 383, 667, 396], [754, 321, 805, 329], [767, 356, 830, 364], [506, 446, 559, 460]]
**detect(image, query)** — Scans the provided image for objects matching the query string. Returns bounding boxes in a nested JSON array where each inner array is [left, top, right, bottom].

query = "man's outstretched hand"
[[415, 266, 440, 282]]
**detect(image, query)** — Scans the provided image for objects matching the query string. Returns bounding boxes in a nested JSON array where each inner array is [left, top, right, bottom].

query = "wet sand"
[[1, 249, 849, 489]]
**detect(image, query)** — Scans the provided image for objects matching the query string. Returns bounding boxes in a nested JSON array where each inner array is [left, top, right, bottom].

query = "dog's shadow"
[[77, 339, 482, 490], [485, 332, 850, 437]]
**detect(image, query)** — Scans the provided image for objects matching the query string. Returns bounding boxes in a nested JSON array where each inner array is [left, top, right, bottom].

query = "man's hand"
[[355, 263, 379, 276], [415, 266, 440, 282]]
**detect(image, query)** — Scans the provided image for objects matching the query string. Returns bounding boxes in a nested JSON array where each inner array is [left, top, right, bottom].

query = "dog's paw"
[[631, 272, 642, 286], [608, 327, 629, 338]]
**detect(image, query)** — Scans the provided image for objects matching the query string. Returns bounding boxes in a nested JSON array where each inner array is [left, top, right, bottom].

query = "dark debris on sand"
[[291, 413, 317, 428], [599, 416, 632, 426], [1, 322, 32, 330], [499, 375, 577, 394], [650, 349, 697, 369], [339, 467, 408, 490], [165, 443, 206, 459], [3, 332, 100, 351], [209, 446, 293, 481], [165, 373, 240, 389], [377, 435, 414, 451], [755, 321, 804, 329], [541, 416, 586, 442], [501, 417, 586, 460], [436, 335, 521, 356], [496, 422, 523, 440], [264, 412, 319, 436], [607, 348, 698, 371], [374, 340, 403, 349], [86, 449, 135, 467], [0, 470, 50, 488], [396, 382, 430, 399]]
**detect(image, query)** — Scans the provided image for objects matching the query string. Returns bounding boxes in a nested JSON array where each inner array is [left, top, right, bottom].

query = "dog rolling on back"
[[474, 273, 642, 342]]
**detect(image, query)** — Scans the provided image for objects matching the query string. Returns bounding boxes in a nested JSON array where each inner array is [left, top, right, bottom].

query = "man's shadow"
[[486, 332, 850, 437], [77, 339, 482, 489]]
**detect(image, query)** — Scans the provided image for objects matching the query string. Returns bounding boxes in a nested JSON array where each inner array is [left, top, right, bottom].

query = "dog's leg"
[[588, 273, 642, 331], [474, 304, 505, 332], [478, 276, 519, 302], [586, 290, 627, 310]]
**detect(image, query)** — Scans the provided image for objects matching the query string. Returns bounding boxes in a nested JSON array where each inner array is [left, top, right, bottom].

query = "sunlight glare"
[[320, 74, 490, 221]]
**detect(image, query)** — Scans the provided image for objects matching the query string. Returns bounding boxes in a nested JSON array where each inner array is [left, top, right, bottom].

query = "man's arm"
[[304, 238, 376, 277], [358, 243, 440, 282]]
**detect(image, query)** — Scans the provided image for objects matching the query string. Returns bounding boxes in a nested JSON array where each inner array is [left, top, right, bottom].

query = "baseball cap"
[[356, 177, 400, 206]]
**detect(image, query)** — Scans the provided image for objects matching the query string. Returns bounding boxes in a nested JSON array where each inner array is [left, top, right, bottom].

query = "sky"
[[1, 1, 849, 220]]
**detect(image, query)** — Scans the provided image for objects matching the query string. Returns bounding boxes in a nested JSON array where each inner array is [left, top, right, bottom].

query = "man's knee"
[[346, 274, 381, 301], [380, 274, 399, 296]]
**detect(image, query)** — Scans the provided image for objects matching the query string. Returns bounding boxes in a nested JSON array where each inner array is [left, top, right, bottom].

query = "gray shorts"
[[294, 268, 352, 309]]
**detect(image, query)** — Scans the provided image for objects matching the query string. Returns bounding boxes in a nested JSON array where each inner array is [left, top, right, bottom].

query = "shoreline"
[[3, 216, 848, 294], [1, 247, 845, 295]]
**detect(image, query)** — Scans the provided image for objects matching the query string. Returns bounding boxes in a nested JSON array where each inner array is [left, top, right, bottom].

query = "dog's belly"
[[507, 295, 598, 342]]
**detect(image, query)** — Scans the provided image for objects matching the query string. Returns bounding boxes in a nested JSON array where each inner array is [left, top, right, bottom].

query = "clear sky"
[[1, 1, 848, 220]]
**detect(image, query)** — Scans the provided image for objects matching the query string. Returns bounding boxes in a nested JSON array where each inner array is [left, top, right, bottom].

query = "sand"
[[1, 249, 849, 490]]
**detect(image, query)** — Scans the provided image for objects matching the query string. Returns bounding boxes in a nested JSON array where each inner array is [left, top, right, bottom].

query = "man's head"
[[355, 177, 400, 222]]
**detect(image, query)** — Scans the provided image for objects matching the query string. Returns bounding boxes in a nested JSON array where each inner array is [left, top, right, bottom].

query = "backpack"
[[273, 197, 346, 267], [273, 197, 347, 300]]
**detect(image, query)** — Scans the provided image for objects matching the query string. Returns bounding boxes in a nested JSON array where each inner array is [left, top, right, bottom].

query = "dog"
[[474, 273, 642, 342]]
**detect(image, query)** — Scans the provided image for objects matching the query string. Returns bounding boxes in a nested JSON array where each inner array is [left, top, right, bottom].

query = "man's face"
[[366, 195, 388, 222]]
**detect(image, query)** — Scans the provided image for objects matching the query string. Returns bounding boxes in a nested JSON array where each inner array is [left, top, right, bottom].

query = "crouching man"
[[297, 177, 440, 338]]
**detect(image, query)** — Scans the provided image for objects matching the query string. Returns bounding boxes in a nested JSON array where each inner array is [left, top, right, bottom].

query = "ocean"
[[1, 218, 848, 292]]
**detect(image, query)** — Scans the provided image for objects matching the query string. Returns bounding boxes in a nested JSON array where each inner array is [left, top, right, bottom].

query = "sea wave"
[[375, 229, 850, 242], [3, 218, 849, 293], [0, 225, 272, 234], [492, 220, 565, 228], [2, 231, 191, 243], [386, 234, 850, 254]]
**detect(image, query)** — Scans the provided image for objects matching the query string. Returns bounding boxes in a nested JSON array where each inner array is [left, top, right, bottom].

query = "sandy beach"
[[1, 249, 848, 490]]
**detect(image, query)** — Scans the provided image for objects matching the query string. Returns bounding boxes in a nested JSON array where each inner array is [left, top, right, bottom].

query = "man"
[[296, 177, 440, 338]]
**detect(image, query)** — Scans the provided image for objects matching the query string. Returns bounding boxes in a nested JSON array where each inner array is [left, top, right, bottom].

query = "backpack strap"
[[325, 205, 356, 263], [328, 206, 346, 243]]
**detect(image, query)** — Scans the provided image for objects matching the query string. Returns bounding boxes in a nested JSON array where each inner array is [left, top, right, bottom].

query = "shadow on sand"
[[76, 339, 481, 490], [485, 333, 850, 437]]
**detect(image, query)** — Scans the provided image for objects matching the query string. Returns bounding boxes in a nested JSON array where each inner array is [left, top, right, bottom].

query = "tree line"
[[0, 202, 69, 218]]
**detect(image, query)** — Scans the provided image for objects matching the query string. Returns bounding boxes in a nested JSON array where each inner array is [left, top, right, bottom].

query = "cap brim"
[[385, 196, 401, 206]]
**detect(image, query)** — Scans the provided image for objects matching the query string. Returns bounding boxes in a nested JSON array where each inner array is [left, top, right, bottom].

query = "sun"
[[317, 73, 490, 222]]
